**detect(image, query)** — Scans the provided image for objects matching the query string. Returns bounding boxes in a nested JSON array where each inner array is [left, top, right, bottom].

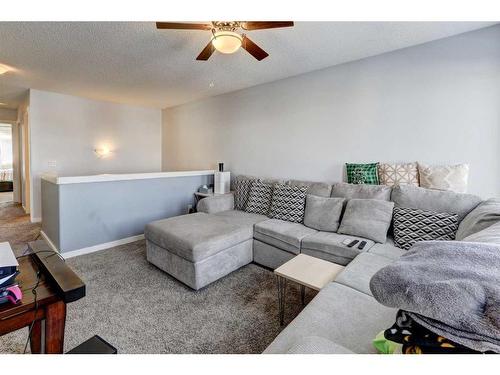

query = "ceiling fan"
[[156, 21, 294, 61]]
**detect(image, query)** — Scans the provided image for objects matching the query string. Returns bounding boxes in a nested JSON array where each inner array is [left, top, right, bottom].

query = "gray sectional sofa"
[[144, 176, 497, 354]]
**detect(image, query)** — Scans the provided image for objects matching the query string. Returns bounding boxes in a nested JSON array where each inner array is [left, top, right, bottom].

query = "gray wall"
[[41, 174, 213, 253], [29, 89, 162, 220], [162, 25, 500, 198]]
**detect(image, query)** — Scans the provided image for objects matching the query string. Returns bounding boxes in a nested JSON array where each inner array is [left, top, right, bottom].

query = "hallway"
[[0, 202, 40, 254]]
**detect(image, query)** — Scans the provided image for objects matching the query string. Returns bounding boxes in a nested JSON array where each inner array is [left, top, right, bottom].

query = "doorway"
[[0, 123, 14, 203]]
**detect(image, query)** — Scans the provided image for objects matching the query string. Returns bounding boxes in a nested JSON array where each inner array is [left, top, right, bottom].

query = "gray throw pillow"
[[303, 195, 345, 232], [245, 180, 274, 216], [269, 184, 308, 223], [338, 199, 394, 243]]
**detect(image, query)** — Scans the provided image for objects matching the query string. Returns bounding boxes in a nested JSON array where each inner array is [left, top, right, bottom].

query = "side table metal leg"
[[300, 285, 306, 306], [276, 276, 287, 326]]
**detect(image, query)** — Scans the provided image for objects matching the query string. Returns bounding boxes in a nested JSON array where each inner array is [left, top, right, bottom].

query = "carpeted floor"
[[0, 203, 312, 354], [0, 202, 41, 254]]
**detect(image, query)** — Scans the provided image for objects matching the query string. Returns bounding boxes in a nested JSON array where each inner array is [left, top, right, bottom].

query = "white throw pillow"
[[418, 163, 469, 193]]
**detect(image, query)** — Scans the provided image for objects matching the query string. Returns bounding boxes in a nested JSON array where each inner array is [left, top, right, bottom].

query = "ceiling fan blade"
[[196, 41, 215, 61], [241, 21, 294, 30], [241, 36, 269, 61], [156, 22, 213, 30]]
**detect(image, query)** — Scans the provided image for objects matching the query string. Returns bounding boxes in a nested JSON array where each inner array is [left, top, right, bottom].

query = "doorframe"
[[0, 121, 20, 204]]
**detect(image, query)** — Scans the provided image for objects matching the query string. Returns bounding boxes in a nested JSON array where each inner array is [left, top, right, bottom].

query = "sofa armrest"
[[197, 193, 235, 214]]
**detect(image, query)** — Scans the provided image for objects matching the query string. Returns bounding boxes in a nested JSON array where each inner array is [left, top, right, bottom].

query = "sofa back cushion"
[[269, 184, 308, 223], [390, 185, 481, 222], [245, 180, 274, 216], [338, 199, 395, 243], [233, 175, 257, 210], [462, 221, 500, 246], [287, 179, 332, 197], [456, 198, 500, 240], [303, 195, 345, 232], [392, 206, 459, 250], [331, 182, 392, 201]]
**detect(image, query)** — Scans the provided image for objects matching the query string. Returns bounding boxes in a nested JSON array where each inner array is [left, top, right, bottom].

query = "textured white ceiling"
[[0, 22, 496, 109]]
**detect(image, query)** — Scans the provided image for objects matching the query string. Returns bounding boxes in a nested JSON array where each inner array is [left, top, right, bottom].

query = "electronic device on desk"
[[0, 242, 22, 305]]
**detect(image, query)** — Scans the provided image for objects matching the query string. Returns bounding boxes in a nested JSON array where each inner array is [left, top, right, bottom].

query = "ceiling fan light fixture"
[[211, 31, 242, 54]]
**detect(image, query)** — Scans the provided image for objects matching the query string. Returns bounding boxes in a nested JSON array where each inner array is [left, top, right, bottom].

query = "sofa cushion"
[[338, 199, 394, 243], [268, 183, 308, 223], [456, 198, 500, 240], [263, 282, 398, 354], [253, 219, 317, 254], [144, 213, 253, 262], [331, 182, 391, 201], [368, 238, 406, 260], [346, 163, 379, 184], [233, 175, 257, 210], [390, 185, 481, 222], [335, 253, 394, 296], [245, 180, 273, 216], [463, 221, 500, 246], [418, 163, 469, 194], [213, 209, 269, 226], [301, 231, 374, 265], [378, 162, 419, 187], [285, 336, 354, 354], [303, 195, 345, 232], [287, 179, 332, 197], [392, 206, 459, 250]]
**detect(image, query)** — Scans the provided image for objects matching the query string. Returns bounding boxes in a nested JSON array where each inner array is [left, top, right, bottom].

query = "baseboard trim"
[[40, 230, 59, 253], [31, 217, 42, 223], [61, 234, 145, 259]]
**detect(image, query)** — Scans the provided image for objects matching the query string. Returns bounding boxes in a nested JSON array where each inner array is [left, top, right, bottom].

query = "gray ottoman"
[[145, 213, 253, 290]]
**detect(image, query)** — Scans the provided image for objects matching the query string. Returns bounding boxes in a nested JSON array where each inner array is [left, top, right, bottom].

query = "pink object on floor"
[[6, 285, 22, 304]]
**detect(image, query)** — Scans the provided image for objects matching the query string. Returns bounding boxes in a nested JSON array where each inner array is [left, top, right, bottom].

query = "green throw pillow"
[[373, 331, 402, 354], [346, 163, 379, 184]]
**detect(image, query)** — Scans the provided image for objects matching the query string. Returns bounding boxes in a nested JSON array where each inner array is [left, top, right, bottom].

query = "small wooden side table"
[[274, 254, 345, 326], [0, 241, 85, 353]]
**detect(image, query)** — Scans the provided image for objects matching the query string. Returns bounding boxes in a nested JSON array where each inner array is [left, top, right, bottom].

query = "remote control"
[[347, 240, 359, 248], [358, 241, 367, 250]]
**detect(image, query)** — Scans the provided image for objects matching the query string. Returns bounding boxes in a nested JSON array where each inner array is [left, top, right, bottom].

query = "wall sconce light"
[[0, 64, 11, 75], [94, 146, 113, 158]]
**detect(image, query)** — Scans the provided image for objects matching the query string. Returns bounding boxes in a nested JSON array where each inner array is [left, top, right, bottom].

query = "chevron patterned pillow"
[[233, 176, 256, 210], [393, 206, 459, 250], [269, 184, 308, 223], [245, 181, 274, 216]]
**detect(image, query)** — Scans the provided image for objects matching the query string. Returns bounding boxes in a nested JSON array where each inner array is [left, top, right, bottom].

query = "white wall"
[[162, 25, 500, 198], [30, 89, 162, 220]]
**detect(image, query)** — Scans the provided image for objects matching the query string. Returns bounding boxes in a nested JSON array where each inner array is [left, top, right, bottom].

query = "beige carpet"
[[0, 204, 311, 354], [0, 202, 41, 254]]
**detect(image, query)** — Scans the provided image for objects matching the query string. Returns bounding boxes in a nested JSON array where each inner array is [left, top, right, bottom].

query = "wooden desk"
[[0, 241, 85, 353]]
